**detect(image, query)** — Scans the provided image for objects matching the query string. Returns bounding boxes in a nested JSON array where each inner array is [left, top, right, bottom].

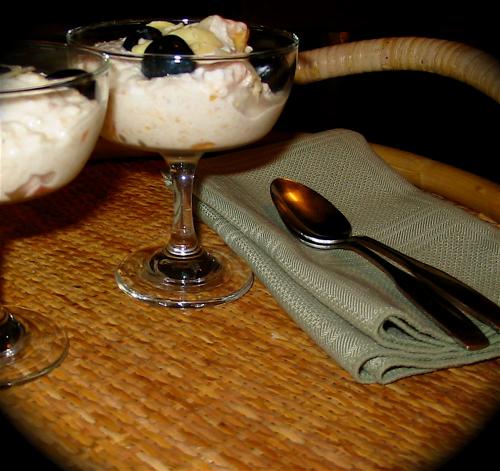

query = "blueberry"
[[141, 35, 195, 78], [123, 26, 162, 51], [46, 69, 96, 100], [46, 68, 86, 79], [248, 29, 295, 92], [250, 54, 295, 92]]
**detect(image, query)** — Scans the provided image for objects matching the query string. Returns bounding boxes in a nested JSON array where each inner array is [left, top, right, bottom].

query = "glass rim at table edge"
[[66, 18, 299, 61], [0, 41, 110, 95]]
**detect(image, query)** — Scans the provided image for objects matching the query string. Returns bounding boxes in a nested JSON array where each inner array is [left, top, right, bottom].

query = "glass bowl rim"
[[0, 40, 110, 95], [66, 18, 299, 61]]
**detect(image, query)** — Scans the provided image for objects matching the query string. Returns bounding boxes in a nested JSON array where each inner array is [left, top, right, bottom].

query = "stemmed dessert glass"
[[67, 17, 298, 308], [0, 41, 109, 388]]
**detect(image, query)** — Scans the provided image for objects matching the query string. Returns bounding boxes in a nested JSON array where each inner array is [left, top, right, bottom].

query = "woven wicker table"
[[1, 145, 499, 470]]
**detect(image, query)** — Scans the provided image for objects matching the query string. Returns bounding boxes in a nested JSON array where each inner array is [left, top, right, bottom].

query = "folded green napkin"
[[195, 129, 500, 384]]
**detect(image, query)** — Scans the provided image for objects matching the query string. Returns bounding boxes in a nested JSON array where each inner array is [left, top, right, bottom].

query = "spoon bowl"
[[270, 177, 352, 247]]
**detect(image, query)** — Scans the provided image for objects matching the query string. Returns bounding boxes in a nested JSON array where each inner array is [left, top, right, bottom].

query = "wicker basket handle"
[[295, 37, 500, 103], [295, 37, 500, 221]]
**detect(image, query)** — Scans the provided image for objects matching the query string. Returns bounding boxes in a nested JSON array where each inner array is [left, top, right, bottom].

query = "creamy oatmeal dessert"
[[91, 15, 293, 152], [0, 67, 106, 202]]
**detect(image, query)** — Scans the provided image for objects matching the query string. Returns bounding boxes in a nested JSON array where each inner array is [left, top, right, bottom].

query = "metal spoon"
[[270, 177, 499, 350]]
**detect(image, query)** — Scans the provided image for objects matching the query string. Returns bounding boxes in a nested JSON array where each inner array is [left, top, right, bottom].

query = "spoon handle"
[[354, 236, 500, 331], [346, 241, 489, 350]]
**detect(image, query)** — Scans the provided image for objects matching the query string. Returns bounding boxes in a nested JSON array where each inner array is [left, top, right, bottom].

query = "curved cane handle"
[[295, 37, 500, 103]]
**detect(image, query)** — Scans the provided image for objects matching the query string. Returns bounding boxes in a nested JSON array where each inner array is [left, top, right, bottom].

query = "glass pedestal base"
[[0, 306, 68, 388], [115, 245, 253, 308]]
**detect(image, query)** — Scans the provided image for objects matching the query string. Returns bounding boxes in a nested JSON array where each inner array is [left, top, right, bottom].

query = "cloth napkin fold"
[[194, 129, 500, 384]]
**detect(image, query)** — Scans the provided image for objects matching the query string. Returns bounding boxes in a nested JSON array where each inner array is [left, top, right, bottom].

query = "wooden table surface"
[[1, 152, 499, 470]]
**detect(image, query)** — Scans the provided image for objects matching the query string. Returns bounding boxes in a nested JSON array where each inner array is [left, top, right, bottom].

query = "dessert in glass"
[[67, 16, 298, 308], [0, 41, 109, 387]]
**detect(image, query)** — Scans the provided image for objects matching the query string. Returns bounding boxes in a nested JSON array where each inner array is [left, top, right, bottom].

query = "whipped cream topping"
[[1, 70, 105, 202]]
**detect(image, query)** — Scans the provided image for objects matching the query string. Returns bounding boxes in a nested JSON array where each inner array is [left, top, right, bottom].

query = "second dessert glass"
[[1, 41, 109, 387], [67, 17, 298, 308]]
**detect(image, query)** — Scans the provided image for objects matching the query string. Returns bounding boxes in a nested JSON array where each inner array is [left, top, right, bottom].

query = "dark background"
[[2, 2, 498, 468]]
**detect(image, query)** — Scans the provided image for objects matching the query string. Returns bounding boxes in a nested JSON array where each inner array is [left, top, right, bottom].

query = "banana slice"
[[168, 26, 223, 55], [131, 40, 153, 55], [147, 21, 176, 34]]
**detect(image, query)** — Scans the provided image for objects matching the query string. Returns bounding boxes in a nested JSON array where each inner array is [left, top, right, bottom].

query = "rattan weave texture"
[[1, 158, 499, 470]]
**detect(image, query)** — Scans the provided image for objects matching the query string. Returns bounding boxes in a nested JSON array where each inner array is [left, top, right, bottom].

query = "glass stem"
[[162, 154, 202, 258]]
